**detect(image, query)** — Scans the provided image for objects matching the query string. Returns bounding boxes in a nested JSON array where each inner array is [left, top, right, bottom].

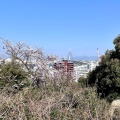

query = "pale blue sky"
[[0, 0, 120, 58]]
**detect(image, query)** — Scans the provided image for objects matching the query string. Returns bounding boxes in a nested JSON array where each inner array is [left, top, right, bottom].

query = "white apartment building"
[[74, 65, 89, 82], [74, 61, 98, 82]]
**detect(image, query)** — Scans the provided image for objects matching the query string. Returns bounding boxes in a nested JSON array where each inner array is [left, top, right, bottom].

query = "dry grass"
[[0, 81, 120, 120]]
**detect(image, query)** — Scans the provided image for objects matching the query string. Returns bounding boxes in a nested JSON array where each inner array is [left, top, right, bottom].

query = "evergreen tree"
[[87, 35, 120, 102], [0, 60, 30, 90]]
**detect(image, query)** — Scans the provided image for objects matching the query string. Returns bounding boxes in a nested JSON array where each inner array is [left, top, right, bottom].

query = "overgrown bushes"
[[0, 37, 120, 119], [0, 81, 115, 120]]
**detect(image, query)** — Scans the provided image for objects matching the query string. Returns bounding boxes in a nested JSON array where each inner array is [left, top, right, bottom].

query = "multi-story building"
[[54, 60, 74, 79], [74, 65, 89, 81], [73, 60, 98, 81]]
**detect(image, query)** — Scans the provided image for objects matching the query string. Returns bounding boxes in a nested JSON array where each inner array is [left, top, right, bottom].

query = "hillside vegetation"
[[0, 37, 120, 119], [0, 82, 111, 120], [87, 35, 120, 102]]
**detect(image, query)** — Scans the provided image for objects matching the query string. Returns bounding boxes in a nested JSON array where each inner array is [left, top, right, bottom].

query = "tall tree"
[[0, 61, 29, 89], [87, 35, 120, 102]]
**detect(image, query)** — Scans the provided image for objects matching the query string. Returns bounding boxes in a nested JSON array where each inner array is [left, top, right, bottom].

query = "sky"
[[0, 0, 120, 58]]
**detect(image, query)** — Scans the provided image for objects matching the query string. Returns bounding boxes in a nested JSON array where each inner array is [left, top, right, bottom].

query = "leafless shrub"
[[0, 82, 115, 120]]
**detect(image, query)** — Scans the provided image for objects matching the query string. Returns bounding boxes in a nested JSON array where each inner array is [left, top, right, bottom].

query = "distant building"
[[73, 60, 98, 81], [47, 55, 58, 61], [54, 59, 74, 79], [74, 65, 89, 81]]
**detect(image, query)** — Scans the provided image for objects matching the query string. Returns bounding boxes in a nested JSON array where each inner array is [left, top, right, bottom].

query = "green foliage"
[[0, 60, 30, 91], [50, 108, 60, 120], [87, 35, 120, 102], [107, 92, 120, 102], [78, 77, 87, 87]]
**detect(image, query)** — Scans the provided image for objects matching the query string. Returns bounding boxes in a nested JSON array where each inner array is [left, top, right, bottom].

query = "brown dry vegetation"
[[0, 39, 120, 120], [1, 80, 120, 120]]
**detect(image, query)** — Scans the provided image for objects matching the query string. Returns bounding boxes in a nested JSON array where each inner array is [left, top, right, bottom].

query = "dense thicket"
[[0, 81, 112, 120], [87, 35, 120, 102]]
